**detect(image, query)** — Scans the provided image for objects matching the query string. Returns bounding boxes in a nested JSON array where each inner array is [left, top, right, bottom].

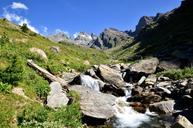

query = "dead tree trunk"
[[27, 59, 68, 89]]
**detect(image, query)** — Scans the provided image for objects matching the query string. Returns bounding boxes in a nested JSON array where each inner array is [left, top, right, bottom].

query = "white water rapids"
[[80, 75, 156, 128]]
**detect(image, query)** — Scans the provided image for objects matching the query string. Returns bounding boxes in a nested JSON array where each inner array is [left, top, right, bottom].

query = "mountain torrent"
[[0, 0, 193, 128]]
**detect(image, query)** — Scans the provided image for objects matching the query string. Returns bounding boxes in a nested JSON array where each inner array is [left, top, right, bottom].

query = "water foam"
[[113, 97, 150, 128]]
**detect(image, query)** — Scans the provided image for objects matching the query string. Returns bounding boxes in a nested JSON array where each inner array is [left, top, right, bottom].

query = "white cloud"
[[19, 19, 39, 33], [42, 26, 48, 33], [11, 2, 28, 10], [2, 8, 39, 33], [55, 29, 70, 37]]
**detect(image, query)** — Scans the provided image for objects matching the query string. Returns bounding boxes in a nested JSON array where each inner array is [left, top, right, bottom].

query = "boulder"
[[149, 100, 175, 114], [69, 85, 116, 119], [85, 68, 99, 79], [137, 76, 146, 86], [30, 47, 48, 60], [171, 115, 193, 128], [145, 74, 157, 86], [99, 65, 126, 88], [47, 82, 69, 108], [50, 46, 60, 53], [158, 60, 181, 71], [156, 81, 172, 87], [12, 87, 27, 98], [61, 72, 79, 83], [129, 57, 159, 75], [83, 60, 90, 65], [110, 64, 121, 71], [157, 87, 172, 95]]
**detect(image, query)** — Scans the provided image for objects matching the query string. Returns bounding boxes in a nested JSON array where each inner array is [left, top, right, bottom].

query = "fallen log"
[[27, 59, 68, 89]]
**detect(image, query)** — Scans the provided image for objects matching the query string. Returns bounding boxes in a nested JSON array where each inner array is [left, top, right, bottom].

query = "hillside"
[[0, 18, 111, 127], [110, 0, 193, 64]]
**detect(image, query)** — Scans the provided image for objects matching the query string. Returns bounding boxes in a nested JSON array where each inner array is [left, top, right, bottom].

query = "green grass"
[[158, 67, 193, 80], [0, 18, 111, 127]]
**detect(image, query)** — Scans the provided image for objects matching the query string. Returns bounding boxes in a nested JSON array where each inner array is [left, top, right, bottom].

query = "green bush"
[[21, 23, 28, 33], [0, 56, 24, 85], [0, 32, 9, 46], [18, 91, 82, 128], [0, 82, 12, 93], [18, 105, 49, 126], [24, 71, 50, 99], [159, 67, 193, 80], [35, 83, 50, 99]]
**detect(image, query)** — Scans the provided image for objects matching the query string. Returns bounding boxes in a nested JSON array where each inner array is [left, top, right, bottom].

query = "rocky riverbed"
[[46, 57, 193, 128]]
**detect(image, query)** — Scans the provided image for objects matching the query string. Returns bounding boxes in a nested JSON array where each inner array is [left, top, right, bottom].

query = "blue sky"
[[0, 0, 181, 36]]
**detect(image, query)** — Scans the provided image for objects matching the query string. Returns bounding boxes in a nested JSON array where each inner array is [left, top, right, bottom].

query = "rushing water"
[[112, 97, 150, 128], [80, 77, 172, 128], [80, 74, 101, 91]]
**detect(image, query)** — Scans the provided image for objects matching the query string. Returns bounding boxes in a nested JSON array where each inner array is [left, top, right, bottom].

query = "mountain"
[[48, 32, 97, 47], [48, 28, 132, 50], [91, 28, 132, 49], [48, 32, 70, 42], [74, 32, 97, 46], [111, 0, 193, 64]]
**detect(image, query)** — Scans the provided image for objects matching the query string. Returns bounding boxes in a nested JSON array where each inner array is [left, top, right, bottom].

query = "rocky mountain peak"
[[48, 32, 70, 42]]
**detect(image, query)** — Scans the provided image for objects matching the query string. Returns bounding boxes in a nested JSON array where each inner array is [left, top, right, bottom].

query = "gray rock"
[[158, 60, 181, 71], [69, 85, 116, 119], [61, 72, 79, 83], [158, 76, 170, 81], [99, 65, 126, 88], [129, 57, 159, 75], [138, 76, 146, 86], [47, 82, 69, 108], [85, 68, 99, 79], [149, 100, 175, 114], [156, 81, 172, 87], [171, 115, 193, 128], [30, 47, 48, 60], [50, 46, 60, 53], [145, 74, 157, 85], [157, 87, 172, 94]]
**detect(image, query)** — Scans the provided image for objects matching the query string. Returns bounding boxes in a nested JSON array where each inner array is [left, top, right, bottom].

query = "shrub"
[[24, 71, 50, 99], [159, 67, 193, 80], [35, 83, 50, 99], [0, 82, 12, 93], [18, 105, 49, 126], [0, 32, 9, 46], [0, 56, 24, 85], [18, 91, 82, 128], [21, 23, 28, 33]]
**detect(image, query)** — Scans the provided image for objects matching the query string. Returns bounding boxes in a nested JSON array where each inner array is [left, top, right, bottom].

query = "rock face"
[[74, 32, 96, 46], [69, 85, 116, 119], [48, 32, 70, 42], [99, 65, 125, 88], [47, 82, 69, 108], [171, 115, 193, 128], [30, 47, 48, 60], [129, 13, 163, 36], [135, 16, 154, 34], [91, 28, 131, 49], [149, 100, 175, 114]]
